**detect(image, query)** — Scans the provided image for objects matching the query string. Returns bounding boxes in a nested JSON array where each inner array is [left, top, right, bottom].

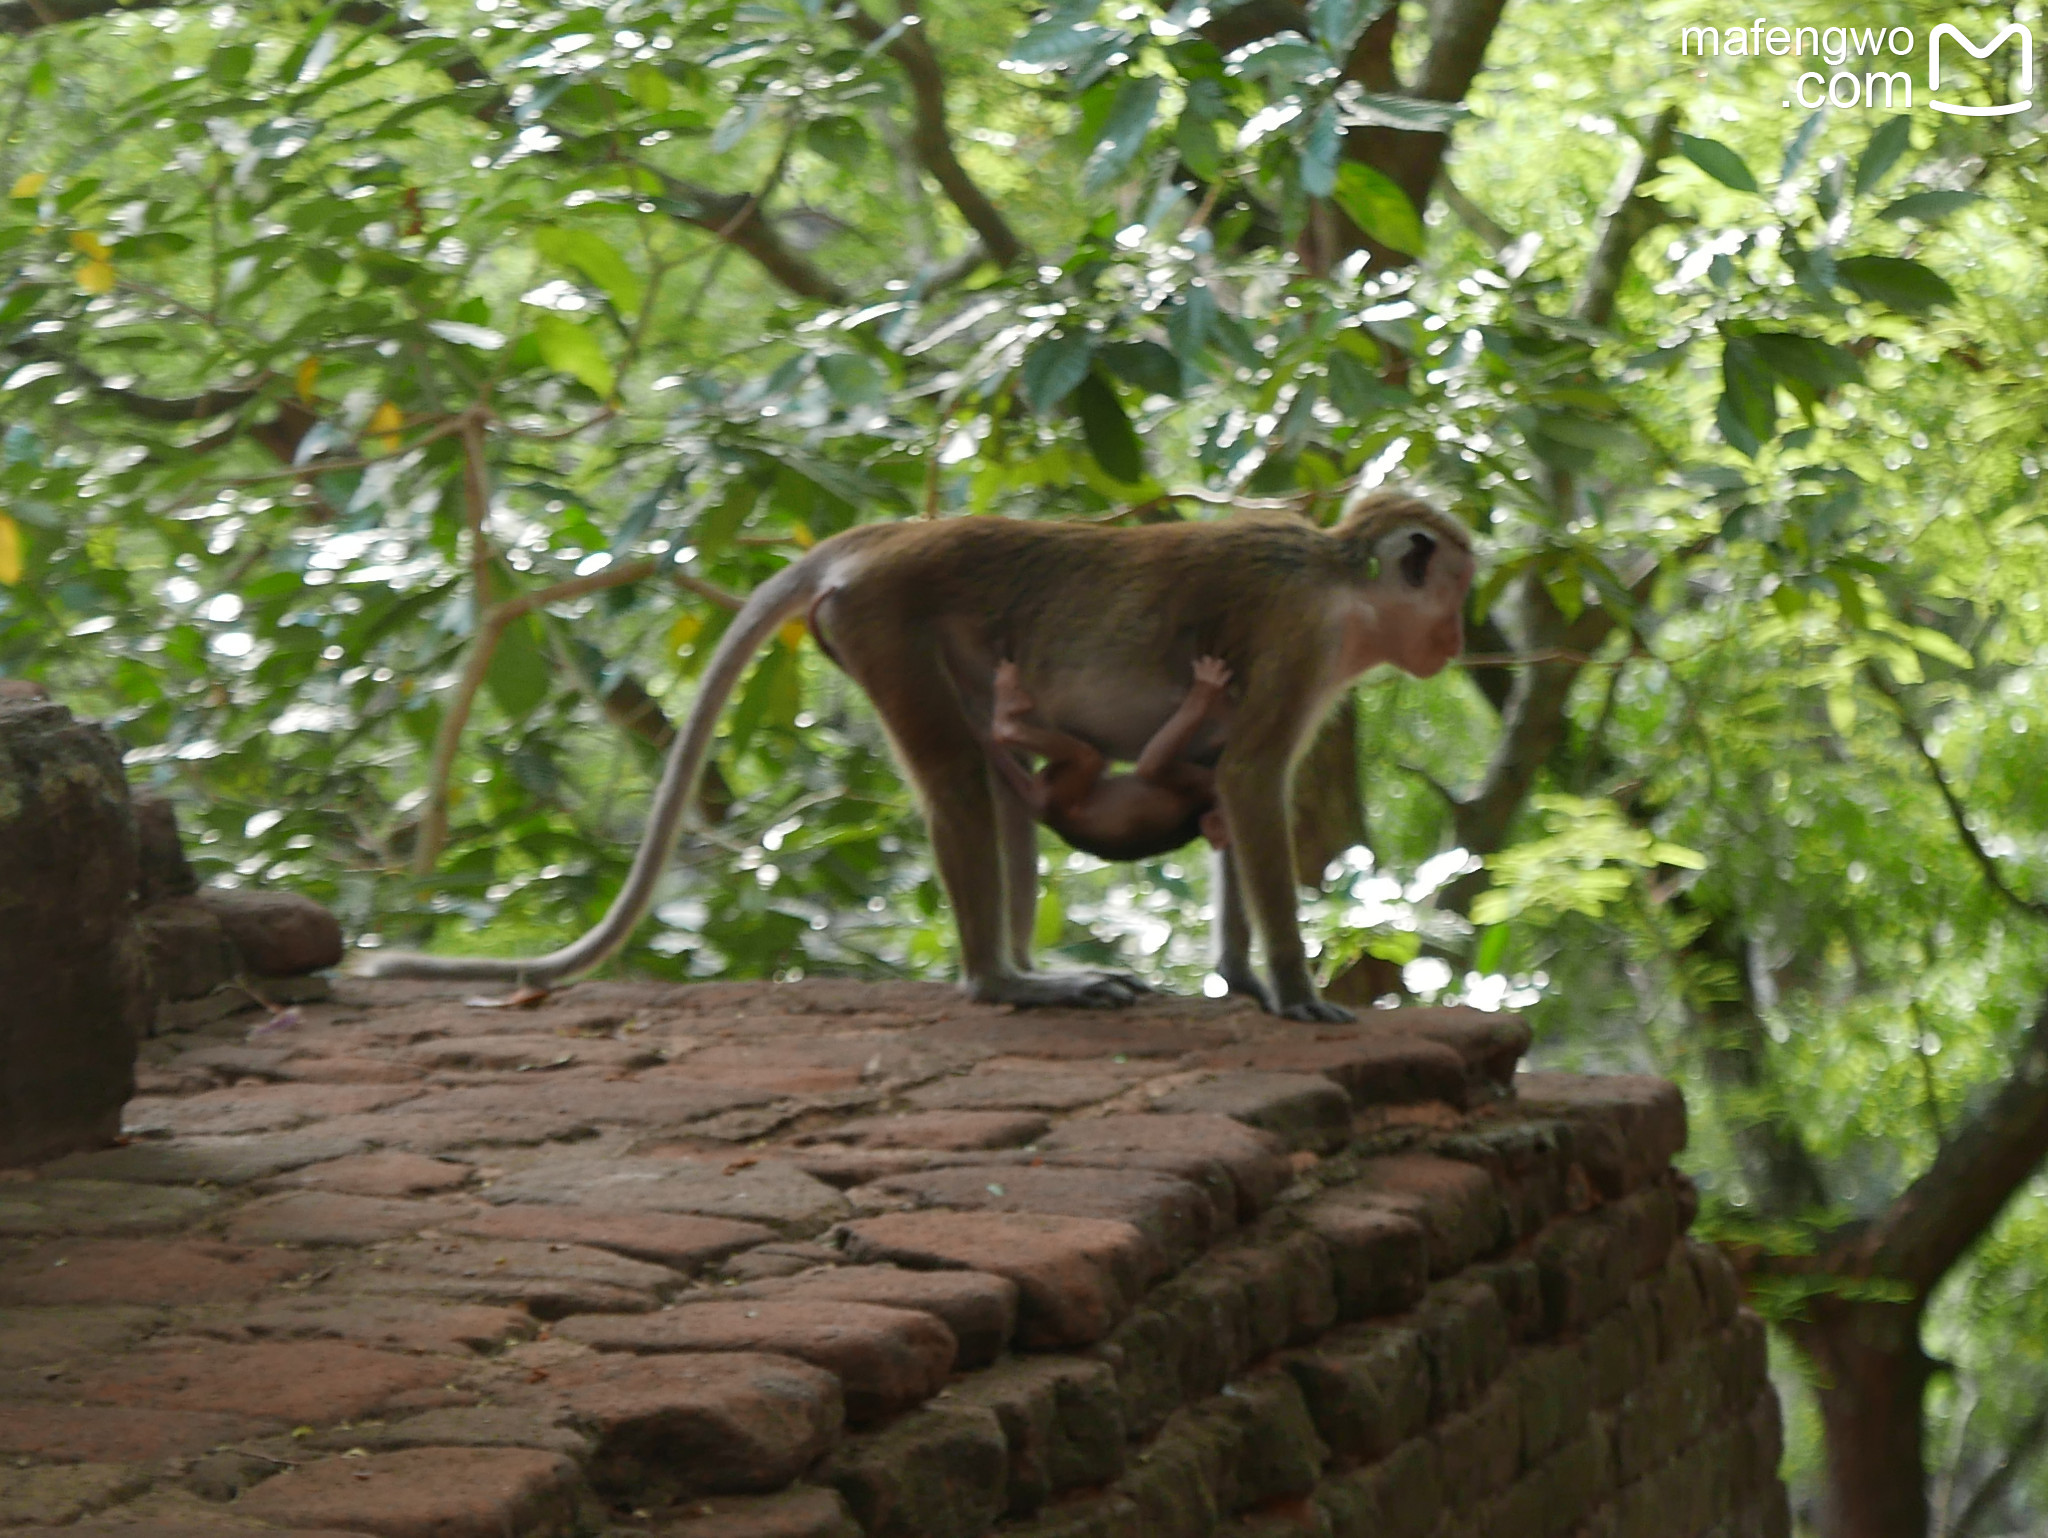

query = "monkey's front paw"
[[1191, 656, 1232, 689], [1277, 996, 1355, 1023]]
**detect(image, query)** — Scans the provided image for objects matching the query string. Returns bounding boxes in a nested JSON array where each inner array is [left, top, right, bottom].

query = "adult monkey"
[[361, 489, 1475, 1021]]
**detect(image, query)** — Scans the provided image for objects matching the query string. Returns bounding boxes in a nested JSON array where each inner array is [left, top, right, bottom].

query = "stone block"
[[824, 1403, 1008, 1538], [718, 1264, 1018, 1368], [1036, 1113, 1293, 1220], [859, 1163, 1214, 1276], [1280, 1323, 1431, 1464], [236, 1446, 587, 1537], [195, 887, 343, 977], [0, 702, 149, 1167], [522, 1350, 843, 1495], [447, 1204, 770, 1273], [949, 1355, 1124, 1516], [663, 1488, 863, 1537], [842, 1210, 1149, 1348], [1149, 1072, 1353, 1153], [557, 1299, 954, 1423], [1302, 1201, 1428, 1319]]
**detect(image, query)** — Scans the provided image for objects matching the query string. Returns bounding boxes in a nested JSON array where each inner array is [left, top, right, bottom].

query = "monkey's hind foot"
[[1277, 995, 1355, 1023], [969, 969, 1147, 1010]]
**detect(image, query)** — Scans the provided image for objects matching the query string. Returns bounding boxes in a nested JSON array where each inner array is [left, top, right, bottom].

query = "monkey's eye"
[[1398, 531, 1436, 587]]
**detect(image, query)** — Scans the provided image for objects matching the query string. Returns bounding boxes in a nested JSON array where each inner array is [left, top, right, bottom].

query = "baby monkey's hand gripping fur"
[[358, 490, 1475, 1021]]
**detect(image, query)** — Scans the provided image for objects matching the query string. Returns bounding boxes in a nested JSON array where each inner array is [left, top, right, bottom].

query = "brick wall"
[[813, 1075, 1786, 1538]]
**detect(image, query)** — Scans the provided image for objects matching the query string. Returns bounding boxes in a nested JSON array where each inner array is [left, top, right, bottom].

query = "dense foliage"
[[3, 0, 2045, 1529]]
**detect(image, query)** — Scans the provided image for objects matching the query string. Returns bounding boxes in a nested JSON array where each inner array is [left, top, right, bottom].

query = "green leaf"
[[1779, 111, 1826, 183], [1364, 929, 1422, 964], [1904, 625, 1974, 669], [1083, 76, 1163, 195], [1099, 339, 1182, 399], [1718, 332, 1776, 457], [805, 115, 869, 169], [1877, 190, 1977, 224], [1021, 330, 1095, 413], [1674, 132, 1759, 193], [1166, 285, 1216, 368], [484, 614, 551, 722], [1174, 110, 1221, 182], [1336, 92, 1468, 133], [691, 483, 758, 559], [1331, 162, 1424, 255], [1073, 372, 1144, 484], [1835, 255, 1956, 313], [625, 62, 671, 111], [1299, 102, 1340, 198], [725, 642, 798, 762], [1750, 332, 1861, 393], [1473, 923, 1511, 973], [531, 313, 616, 398], [1855, 115, 1912, 196], [819, 352, 886, 408], [533, 226, 642, 316], [1326, 351, 1405, 419]]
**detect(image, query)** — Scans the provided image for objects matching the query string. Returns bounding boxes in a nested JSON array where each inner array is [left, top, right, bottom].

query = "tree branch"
[[1572, 107, 1679, 328], [841, 4, 1024, 270], [1861, 993, 2048, 1295], [1864, 662, 2048, 924], [641, 166, 852, 305]]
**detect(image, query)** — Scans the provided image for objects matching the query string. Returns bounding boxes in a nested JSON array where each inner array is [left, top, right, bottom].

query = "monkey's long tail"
[[356, 555, 824, 982]]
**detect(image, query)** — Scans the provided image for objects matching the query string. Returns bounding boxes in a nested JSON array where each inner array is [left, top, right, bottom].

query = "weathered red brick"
[[223, 1191, 476, 1247], [446, 1204, 770, 1273], [663, 1487, 862, 1536], [859, 1163, 1211, 1274], [1514, 1072, 1687, 1190], [264, 1150, 474, 1197], [922, 1013, 1233, 1060], [521, 1350, 843, 1495], [713, 1265, 1017, 1368], [557, 1299, 953, 1424], [1302, 1200, 1429, 1319], [1149, 1071, 1354, 1153], [1338, 1155, 1507, 1276], [399, 1033, 661, 1074], [823, 1402, 1008, 1538], [818, 1110, 1050, 1151], [1388, 1007, 1532, 1089], [906, 1070, 1134, 1113], [122, 1082, 422, 1137], [72, 1338, 464, 1423], [236, 1446, 584, 1537], [1193, 1030, 1469, 1109], [0, 1239, 303, 1306], [841, 1210, 1149, 1349], [347, 1238, 680, 1319], [208, 1298, 536, 1355], [477, 1156, 850, 1234], [0, 1403, 261, 1462], [1036, 1113, 1293, 1220]]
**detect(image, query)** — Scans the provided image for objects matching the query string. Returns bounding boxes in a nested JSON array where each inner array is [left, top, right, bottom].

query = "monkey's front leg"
[[1212, 846, 1274, 1011], [1215, 761, 1353, 1023]]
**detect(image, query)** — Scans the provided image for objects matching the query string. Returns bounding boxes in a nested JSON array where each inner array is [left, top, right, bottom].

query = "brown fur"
[[359, 489, 1475, 1021]]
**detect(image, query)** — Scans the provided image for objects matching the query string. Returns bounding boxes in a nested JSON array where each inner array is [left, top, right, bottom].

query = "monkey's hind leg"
[[867, 651, 1142, 1011], [1212, 845, 1273, 1011]]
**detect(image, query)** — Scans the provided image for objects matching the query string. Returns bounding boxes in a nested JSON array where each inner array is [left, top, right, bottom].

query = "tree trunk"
[[1790, 1296, 1933, 1538]]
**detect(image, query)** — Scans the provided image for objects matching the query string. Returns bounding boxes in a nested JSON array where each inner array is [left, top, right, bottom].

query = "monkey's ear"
[[1398, 530, 1437, 587]]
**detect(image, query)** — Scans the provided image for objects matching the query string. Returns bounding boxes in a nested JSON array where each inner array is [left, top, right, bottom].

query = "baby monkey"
[[983, 656, 1231, 863]]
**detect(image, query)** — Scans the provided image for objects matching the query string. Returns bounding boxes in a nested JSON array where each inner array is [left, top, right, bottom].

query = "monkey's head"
[[1337, 493, 1476, 679]]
